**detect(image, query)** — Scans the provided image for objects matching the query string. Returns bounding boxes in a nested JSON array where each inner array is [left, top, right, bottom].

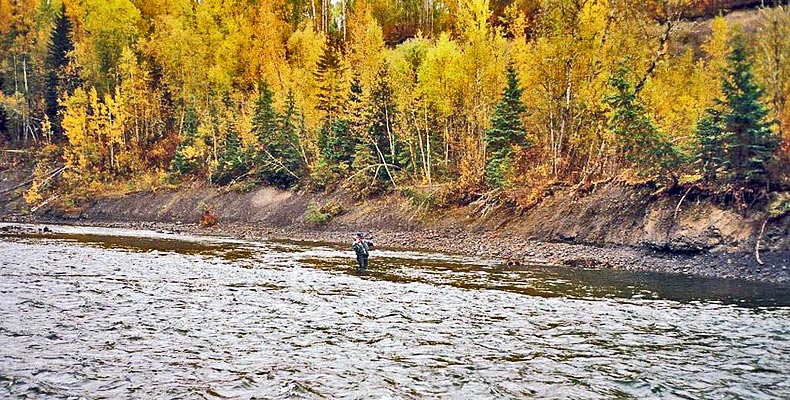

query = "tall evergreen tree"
[[695, 35, 779, 186], [278, 90, 307, 175], [346, 73, 391, 195], [252, 83, 303, 188], [368, 62, 398, 166], [318, 118, 355, 166], [171, 107, 200, 175], [45, 2, 75, 138], [607, 69, 682, 180], [251, 81, 279, 147], [695, 109, 729, 182], [314, 35, 347, 122], [347, 75, 369, 140], [212, 122, 248, 185], [485, 64, 528, 188]]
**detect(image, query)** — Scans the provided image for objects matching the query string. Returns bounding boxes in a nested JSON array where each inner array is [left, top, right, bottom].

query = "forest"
[[1, 0, 789, 210]]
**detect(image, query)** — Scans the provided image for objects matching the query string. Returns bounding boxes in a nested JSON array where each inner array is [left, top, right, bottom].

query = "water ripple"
[[0, 226, 788, 399]]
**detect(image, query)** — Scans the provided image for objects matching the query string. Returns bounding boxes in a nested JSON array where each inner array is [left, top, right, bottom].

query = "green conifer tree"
[[607, 69, 682, 180], [317, 118, 354, 166], [314, 35, 346, 122], [695, 109, 729, 182], [171, 107, 200, 175], [368, 62, 398, 166], [212, 122, 248, 185], [45, 2, 75, 137], [485, 65, 528, 188], [251, 81, 279, 147], [347, 75, 369, 141], [695, 35, 779, 186], [252, 84, 303, 188], [277, 90, 307, 176]]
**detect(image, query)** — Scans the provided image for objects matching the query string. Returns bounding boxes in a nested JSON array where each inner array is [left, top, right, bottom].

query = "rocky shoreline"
[[5, 216, 788, 283]]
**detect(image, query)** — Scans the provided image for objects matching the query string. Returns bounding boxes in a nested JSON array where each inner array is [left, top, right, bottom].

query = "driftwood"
[[30, 194, 60, 213], [674, 185, 694, 220], [344, 163, 400, 186], [0, 165, 66, 196], [755, 219, 768, 266]]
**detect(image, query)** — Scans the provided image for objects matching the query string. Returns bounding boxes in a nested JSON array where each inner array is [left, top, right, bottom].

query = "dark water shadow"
[[302, 254, 790, 309], [3, 226, 789, 308], [0, 232, 255, 261]]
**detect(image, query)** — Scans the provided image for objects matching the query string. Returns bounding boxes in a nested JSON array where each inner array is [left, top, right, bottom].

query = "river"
[[1, 224, 789, 399]]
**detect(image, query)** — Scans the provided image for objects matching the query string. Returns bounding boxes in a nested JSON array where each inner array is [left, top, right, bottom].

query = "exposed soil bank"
[[1, 165, 788, 282]]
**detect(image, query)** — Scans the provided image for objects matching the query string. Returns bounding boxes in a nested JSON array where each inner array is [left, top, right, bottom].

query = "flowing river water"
[[1, 224, 789, 399]]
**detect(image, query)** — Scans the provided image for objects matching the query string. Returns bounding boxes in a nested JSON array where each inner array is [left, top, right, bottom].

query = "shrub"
[[305, 200, 344, 226]]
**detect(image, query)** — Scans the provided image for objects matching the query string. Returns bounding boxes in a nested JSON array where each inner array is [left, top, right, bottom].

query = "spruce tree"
[[318, 119, 354, 166], [346, 74, 391, 195], [485, 65, 528, 188], [45, 2, 75, 137], [368, 62, 398, 166], [347, 75, 369, 141], [171, 107, 200, 175], [212, 122, 248, 185], [251, 81, 279, 146], [695, 35, 779, 186], [314, 35, 346, 122], [277, 91, 306, 178], [607, 69, 681, 179], [695, 109, 729, 182], [252, 84, 303, 188]]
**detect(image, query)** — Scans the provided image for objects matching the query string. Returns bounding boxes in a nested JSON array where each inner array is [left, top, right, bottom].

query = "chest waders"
[[354, 241, 370, 270]]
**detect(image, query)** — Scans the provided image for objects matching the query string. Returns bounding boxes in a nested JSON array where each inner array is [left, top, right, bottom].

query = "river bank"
[[2, 165, 789, 282], [3, 214, 788, 283]]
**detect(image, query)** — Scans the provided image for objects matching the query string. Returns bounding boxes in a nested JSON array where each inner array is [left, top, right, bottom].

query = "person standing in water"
[[352, 232, 375, 270]]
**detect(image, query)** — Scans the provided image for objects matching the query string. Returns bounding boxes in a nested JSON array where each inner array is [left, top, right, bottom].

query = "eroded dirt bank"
[[1, 171, 787, 282]]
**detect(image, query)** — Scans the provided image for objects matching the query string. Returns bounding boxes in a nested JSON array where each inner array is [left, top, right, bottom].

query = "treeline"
[[0, 0, 788, 208]]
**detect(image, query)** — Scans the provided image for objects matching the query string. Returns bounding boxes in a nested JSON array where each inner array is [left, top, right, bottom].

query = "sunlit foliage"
[[0, 0, 787, 206]]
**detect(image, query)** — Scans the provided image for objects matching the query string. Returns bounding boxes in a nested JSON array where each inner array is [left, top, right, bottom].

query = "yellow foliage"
[[5, 0, 790, 199], [348, 3, 385, 92], [23, 180, 43, 205], [285, 21, 325, 134], [701, 15, 729, 100], [457, 0, 490, 41], [418, 33, 462, 117], [642, 49, 713, 147]]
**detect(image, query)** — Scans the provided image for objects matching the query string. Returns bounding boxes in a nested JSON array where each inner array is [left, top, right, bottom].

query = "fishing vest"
[[353, 240, 369, 257]]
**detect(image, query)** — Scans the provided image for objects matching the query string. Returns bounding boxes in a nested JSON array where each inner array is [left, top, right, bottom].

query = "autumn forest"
[[1, 0, 789, 209]]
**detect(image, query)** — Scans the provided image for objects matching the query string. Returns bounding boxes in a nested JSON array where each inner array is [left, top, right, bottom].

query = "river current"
[[1, 224, 788, 399]]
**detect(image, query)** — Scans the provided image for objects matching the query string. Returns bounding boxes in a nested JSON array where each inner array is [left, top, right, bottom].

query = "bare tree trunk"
[[425, 105, 431, 185], [342, 0, 347, 41], [412, 111, 427, 182], [756, 219, 768, 265], [558, 59, 573, 178], [636, 19, 673, 94], [323, 0, 328, 33], [13, 54, 18, 93], [444, 119, 449, 164], [370, 137, 397, 187], [549, 109, 557, 177], [385, 104, 395, 162], [23, 56, 33, 144]]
